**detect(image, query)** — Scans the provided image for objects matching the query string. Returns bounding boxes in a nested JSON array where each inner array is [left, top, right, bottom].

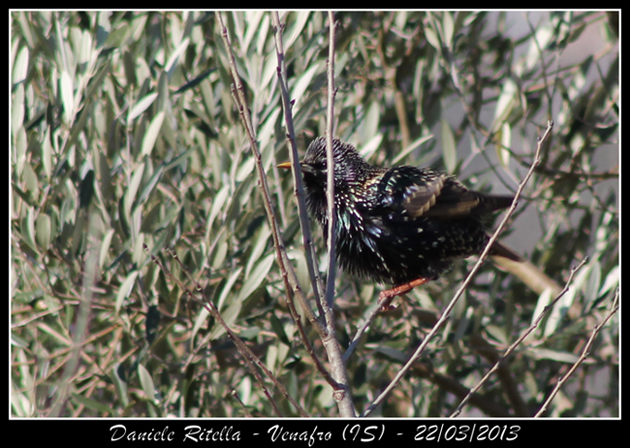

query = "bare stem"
[[216, 12, 341, 409], [271, 12, 326, 316], [450, 257, 588, 418], [270, 11, 352, 389], [533, 286, 619, 417], [145, 245, 306, 417], [324, 13, 337, 312], [318, 11, 356, 417]]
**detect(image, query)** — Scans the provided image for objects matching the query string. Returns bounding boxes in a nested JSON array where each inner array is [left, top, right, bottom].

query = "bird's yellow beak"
[[277, 162, 292, 169]]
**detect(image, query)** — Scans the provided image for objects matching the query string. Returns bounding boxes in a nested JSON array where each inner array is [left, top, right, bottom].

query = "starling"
[[280, 137, 520, 299]]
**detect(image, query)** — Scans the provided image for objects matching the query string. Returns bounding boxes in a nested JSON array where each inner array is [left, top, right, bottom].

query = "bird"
[[279, 136, 521, 301]]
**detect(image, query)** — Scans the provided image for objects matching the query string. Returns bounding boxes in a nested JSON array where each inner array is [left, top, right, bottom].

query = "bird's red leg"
[[378, 277, 430, 310]]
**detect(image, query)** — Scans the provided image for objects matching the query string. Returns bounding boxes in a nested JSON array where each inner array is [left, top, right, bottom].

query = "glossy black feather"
[[299, 137, 520, 286]]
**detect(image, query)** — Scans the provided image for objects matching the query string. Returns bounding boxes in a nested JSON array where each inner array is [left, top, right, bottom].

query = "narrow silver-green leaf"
[[137, 363, 156, 403], [11, 84, 24, 137], [291, 63, 319, 108], [12, 45, 29, 87], [238, 253, 274, 302], [128, 92, 158, 122], [424, 26, 441, 51], [525, 348, 580, 364], [115, 271, 139, 315], [13, 126, 27, 177], [123, 164, 145, 221], [35, 213, 51, 251], [41, 128, 53, 181], [361, 101, 380, 142], [583, 259, 601, 305], [491, 78, 517, 132], [99, 228, 115, 269], [60, 70, 74, 123], [441, 11, 454, 48], [440, 118, 457, 173], [245, 225, 272, 278], [111, 364, 129, 408], [208, 299, 242, 340], [216, 267, 243, 311], [598, 265, 619, 298], [284, 11, 310, 49], [78, 30, 93, 65], [207, 184, 230, 230], [191, 307, 210, 345], [71, 392, 114, 414], [141, 111, 165, 157], [497, 122, 511, 169], [243, 11, 264, 53], [165, 37, 190, 77]]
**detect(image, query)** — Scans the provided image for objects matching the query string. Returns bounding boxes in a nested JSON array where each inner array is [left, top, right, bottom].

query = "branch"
[[272, 12, 354, 400], [318, 11, 356, 417], [450, 257, 588, 417], [216, 12, 341, 403], [271, 12, 326, 317], [534, 286, 619, 417], [145, 245, 306, 417], [324, 14, 337, 311]]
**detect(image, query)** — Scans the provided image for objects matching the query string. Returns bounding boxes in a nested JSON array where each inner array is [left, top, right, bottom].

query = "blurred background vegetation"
[[11, 11, 618, 417]]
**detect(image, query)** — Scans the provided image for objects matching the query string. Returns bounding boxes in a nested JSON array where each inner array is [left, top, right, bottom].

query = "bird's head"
[[278, 137, 369, 193]]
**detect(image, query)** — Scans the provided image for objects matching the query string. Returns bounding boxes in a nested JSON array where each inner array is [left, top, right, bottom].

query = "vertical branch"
[[217, 12, 310, 324], [217, 12, 339, 396], [271, 12, 326, 317], [318, 11, 355, 418], [324, 12, 337, 310], [273, 10, 354, 417], [270, 12, 348, 390]]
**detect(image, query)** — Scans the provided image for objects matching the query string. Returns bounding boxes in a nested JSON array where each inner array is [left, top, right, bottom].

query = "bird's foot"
[[378, 278, 430, 310]]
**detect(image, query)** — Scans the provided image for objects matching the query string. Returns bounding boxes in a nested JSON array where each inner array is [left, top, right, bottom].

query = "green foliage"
[[11, 11, 618, 417]]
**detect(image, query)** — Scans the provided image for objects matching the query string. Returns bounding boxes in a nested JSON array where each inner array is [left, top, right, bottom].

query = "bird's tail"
[[488, 239, 522, 262], [476, 194, 515, 214]]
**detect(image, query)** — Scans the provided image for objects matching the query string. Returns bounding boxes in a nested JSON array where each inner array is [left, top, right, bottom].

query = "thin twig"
[[362, 120, 554, 417], [324, 14, 337, 312], [450, 256, 588, 418], [533, 287, 619, 417], [343, 301, 382, 362], [145, 245, 306, 417]]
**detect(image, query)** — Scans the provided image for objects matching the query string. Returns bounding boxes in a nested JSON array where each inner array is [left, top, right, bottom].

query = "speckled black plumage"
[[297, 136, 520, 287]]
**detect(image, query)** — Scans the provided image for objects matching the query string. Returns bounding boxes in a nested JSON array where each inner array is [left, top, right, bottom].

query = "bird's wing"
[[401, 172, 446, 218], [406, 172, 515, 219], [375, 167, 513, 220], [373, 167, 450, 218], [393, 169, 481, 219], [417, 180, 483, 219]]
